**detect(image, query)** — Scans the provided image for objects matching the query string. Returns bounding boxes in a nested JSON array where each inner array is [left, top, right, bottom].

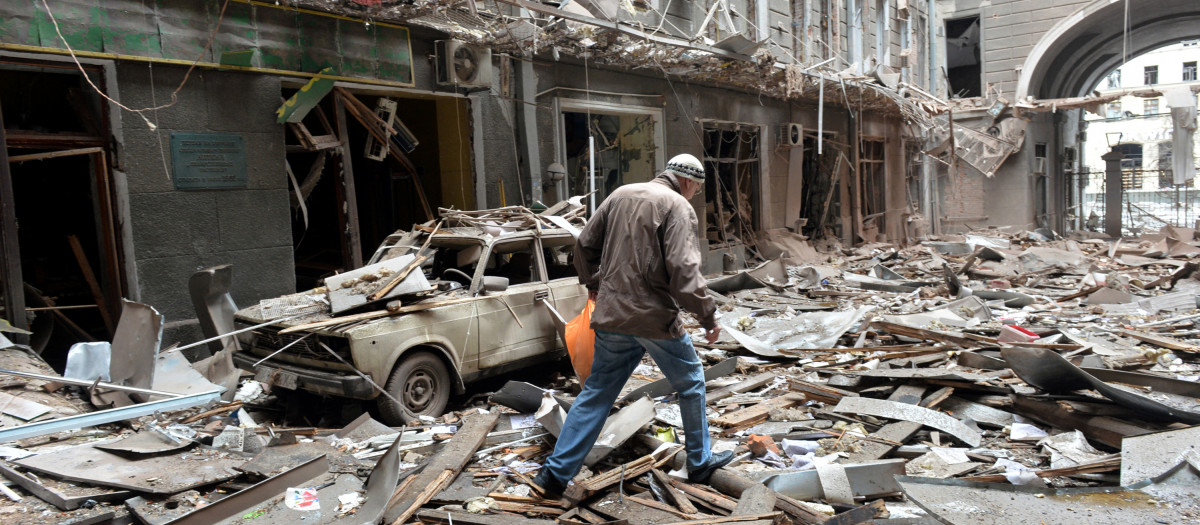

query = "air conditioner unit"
[[365, 98, 398, 161], [435, 40, 492, 89], [779, 123, 803, 147]]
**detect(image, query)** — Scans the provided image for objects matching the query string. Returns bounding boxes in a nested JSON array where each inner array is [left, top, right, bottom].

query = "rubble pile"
[[0, 224, 1199, 524]]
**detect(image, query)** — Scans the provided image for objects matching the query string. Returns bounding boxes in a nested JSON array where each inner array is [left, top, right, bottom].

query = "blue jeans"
[[541, 329, 712, 484]]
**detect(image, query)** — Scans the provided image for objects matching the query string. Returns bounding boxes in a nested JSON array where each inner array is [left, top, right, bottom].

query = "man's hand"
[[588, 290, 598, 302], [704, 326, 721, 344]]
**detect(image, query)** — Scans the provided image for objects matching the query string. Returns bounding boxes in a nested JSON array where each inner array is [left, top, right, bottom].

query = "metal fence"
[[1076, 169, 1200, 235]]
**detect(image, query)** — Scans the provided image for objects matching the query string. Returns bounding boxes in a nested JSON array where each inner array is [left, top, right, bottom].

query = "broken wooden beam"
[[711, 393, 806, 433], [383, 411, 500, 524]]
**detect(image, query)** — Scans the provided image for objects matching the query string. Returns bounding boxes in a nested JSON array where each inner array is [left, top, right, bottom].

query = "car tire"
[[378, 351, 451, 425]]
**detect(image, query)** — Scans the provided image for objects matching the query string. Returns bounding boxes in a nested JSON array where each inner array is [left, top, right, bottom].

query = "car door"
[[542, 233, 588, 341], [473, 236, 560, 369]]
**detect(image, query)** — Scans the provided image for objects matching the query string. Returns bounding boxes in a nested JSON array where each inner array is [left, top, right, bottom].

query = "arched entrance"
[[1017, 0, 1200, 100]]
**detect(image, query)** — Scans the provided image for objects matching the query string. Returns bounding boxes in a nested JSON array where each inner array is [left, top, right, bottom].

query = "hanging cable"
[[39, 0, 232, 129]]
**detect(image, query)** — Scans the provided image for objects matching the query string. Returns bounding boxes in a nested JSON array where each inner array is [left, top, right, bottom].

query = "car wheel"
[[378, 351, 451, 425]]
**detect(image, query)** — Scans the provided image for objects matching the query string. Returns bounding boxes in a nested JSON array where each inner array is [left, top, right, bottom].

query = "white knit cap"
[[665, 153, 705, 182]]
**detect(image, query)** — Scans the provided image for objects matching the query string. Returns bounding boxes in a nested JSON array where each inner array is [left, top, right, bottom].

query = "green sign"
[[170, 133, 247, 190]]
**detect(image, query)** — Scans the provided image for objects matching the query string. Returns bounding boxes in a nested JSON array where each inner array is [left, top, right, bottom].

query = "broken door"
[[0, 61, 124, 366]]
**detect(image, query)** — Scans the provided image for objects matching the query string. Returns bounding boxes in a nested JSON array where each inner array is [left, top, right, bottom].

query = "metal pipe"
[[588, 135, 596, 214], [172, 315, 299, 353], [0, 390, 221, 443], [0, 368, 184, 398]]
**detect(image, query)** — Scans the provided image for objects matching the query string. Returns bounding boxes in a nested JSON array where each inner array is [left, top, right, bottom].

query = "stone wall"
[[114, 63, 294, 353]]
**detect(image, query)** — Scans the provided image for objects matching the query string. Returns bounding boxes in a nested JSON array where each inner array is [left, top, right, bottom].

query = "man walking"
[[533, 153, 732, 499]]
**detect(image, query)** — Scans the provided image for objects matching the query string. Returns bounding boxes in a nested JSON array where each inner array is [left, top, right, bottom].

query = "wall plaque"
[[170, 133, 248, 190]]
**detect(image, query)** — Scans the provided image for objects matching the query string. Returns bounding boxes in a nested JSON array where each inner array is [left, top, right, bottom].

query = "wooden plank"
[[333, 96, 364, 270], [67, 235, 114, 335], [707, 471, 826, 525], [869, 321, 979, 348], [1121, 330, 1200, 354], [669, 479, 738, 513], [652, 469, 699, 515], [707, 372, 776, 405], [7, 147, 105, 163], [662, 512, 782, 525], [711, 394, 805, 433], [0, 107, 26, 330], [383, 411, 500, 524], [961, 456, 1121, 483], [417, 510, 558, 525], [4, 130, 105, 149], [787, 380, 856, 405]]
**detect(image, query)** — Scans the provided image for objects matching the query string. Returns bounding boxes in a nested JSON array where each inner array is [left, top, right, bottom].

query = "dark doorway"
[[284, 89, 470, 292], [944, 16, 981, 98], [800, 135, 843, 239], [0, 62, 121, 369]]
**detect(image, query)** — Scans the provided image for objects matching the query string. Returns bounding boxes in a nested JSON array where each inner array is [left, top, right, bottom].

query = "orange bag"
[[565, 299, 596, 387]]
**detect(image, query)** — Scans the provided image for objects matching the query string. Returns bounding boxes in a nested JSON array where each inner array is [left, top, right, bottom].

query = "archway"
[[1016, 0, 1200, 100]]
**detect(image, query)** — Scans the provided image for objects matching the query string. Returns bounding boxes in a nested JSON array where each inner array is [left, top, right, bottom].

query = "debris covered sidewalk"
[[0, 224, 1199, 523]]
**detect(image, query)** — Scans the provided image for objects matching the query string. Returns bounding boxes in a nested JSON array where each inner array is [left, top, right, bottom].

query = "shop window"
[[702, 122, 760, 246]]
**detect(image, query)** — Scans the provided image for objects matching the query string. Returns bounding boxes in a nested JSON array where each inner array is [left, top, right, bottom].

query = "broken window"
[[1157, 141, 1174, 187], [1144, 65, 1158, 86], [1144, 99, 1159, 116], [847, 0, 864, 72], [944, 16, 980, 98], [875, 0, 890, 71], [1184, 61, 1197, 82], [858, 137, 887, 240], [559, 106, 660, 208], [702, 122, 760, 248], [800, 134, 844, 239], [1115, 143, 1144, 190], [1106, 102, 1122, 119]]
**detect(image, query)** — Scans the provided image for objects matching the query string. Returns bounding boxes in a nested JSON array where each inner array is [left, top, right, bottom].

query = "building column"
[[1102, 149, 1124, 238]]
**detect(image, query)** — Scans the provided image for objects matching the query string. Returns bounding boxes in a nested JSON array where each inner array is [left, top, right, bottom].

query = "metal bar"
[[163, 455, 329, 525], [0, 368, 183, 397], [0, 390, 221, 443], [171, 315, 299, 353]]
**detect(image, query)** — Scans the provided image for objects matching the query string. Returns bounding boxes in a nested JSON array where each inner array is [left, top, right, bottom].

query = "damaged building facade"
[[929, 0, 1200, 235], [0, 0, 937, 350]]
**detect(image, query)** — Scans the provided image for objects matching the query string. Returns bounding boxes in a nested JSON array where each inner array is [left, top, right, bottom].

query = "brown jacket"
[[574, 172, 717, 339]]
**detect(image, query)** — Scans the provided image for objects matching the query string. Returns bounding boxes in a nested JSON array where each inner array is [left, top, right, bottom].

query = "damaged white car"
[[232, 210, 586, 425]]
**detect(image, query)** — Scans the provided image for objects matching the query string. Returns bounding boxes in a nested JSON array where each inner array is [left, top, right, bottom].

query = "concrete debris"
[[0, 224, 1199, 523]]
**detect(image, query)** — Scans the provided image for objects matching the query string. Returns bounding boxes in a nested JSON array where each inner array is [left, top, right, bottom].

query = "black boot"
[[688, 450, 735, 483], [532, 469, 567, 499]]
